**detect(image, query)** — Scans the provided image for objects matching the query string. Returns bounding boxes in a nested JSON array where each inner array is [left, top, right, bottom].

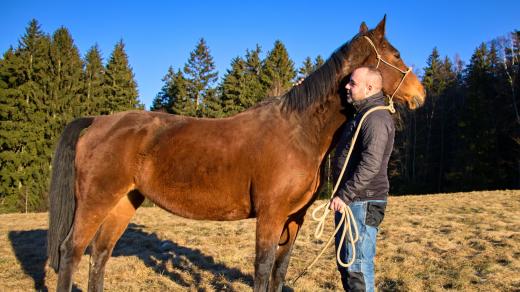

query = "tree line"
[[150, 38, 324, 117], [0, 19, 518, 212], [0, 20, 142, 212], [392, 32, 520, 194]]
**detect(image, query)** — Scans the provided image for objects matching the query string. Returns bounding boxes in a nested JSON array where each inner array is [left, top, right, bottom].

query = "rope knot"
[[387, 99, 396, 114]]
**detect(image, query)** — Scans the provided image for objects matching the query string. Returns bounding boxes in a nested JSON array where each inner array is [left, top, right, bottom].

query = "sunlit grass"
[[0, 190, 518, 291]]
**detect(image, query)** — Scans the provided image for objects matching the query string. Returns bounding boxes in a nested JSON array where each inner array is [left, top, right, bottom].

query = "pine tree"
[[261, 40, 296, 97], [168, 70, 192, 116], [0, 48, 26, 212], [297, 55, 325, 82], [220, 45, 268, 116], [150, 66, 176, 112], [314, 55, 325, 69], [201, 87, 224, 118], [150, 67, 193, 115], [82, 45, 106, 115], [422, 48, 444, 95], [183, 38, 218, 116], [453, 43, 496, 189], [0, 20, 51, 212], [221, 56, 247, 116], [423, 48, 444, 184], [47, 26, 85, 154], [297, 56, 314, 79], [243, 45, 266, 104], [434, 56, 459, 192], [104, 40, 142, 114]]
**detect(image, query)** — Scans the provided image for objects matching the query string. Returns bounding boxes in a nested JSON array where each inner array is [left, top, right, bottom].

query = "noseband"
[[363, 36, 412, 105]]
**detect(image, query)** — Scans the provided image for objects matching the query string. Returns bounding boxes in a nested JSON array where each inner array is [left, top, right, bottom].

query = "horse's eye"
[[395, 53, 401, 59]]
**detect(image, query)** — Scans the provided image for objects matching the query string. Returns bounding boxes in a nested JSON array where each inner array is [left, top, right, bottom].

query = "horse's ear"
[[359, 21, 368, 33], [374, 15, 387, 41]]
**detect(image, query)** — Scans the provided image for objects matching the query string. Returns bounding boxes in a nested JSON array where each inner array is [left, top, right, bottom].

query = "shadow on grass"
[[112, 223, 254, 290], [9, 223, 255, 291], [8, 229, 49, 291]]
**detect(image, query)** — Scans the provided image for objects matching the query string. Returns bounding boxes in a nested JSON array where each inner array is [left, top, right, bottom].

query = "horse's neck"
[[289, 94, 347, 158]]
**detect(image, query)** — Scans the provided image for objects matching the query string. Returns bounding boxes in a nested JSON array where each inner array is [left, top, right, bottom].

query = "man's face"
[[345, 69, 368, 103]]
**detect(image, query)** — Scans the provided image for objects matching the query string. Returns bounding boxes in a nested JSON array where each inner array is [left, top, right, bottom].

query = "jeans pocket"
[[365, 202, 387, 227]]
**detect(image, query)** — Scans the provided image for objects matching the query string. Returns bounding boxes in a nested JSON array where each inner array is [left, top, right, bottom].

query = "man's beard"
[[346, 91, 353, 104]]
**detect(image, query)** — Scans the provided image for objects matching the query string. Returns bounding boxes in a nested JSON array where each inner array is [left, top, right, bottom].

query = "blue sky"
[[3, 1, 519, 109]]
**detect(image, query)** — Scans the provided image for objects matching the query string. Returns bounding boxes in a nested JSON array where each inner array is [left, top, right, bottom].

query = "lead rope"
[[290, 35, 411, 285]]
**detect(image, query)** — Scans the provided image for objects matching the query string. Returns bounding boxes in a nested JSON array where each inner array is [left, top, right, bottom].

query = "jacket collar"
[[351, 91, 385, 113]]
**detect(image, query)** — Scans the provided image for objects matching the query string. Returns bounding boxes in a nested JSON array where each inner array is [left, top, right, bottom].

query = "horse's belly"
[[137, 177, 253, 221]]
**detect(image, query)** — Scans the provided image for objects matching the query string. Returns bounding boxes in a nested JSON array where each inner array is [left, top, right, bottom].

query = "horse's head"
[[343, 16, 426, 109]]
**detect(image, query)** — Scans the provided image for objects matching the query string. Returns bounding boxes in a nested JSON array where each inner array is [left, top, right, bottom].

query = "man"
[[330, 66, 395, 292]]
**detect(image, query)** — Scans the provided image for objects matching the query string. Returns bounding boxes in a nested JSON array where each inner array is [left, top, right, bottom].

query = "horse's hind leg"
[[87, 191, 144, 292], [57, 202, 114, 291], [57, 182, 135, 292], [269, 213, 305, 292]]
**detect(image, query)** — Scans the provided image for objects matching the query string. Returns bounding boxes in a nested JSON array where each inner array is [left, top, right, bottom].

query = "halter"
[[363, 36, 412, 112]]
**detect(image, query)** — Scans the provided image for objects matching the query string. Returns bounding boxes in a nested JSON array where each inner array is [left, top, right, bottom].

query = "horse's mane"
[[281, 35, 358, 113]]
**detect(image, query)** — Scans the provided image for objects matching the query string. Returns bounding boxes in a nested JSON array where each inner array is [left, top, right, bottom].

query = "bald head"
[[345, 66, 383, 103]]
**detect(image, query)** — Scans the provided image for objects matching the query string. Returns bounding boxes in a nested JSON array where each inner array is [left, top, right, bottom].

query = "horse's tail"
[[48, 117, 94, 272]]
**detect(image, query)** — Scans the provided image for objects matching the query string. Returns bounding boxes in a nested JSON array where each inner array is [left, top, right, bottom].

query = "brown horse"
[[48, 16, 425, 292]]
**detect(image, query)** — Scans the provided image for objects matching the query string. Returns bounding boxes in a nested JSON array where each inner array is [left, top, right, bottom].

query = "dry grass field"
[[1, 190, 519, 291]]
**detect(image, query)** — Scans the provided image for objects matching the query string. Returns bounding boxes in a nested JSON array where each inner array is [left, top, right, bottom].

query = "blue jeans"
[[334, 200, 386, 292]]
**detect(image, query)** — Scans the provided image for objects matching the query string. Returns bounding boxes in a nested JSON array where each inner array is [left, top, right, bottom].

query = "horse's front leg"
[[254, 215, 286, 292], [269, 212, 305, 292]]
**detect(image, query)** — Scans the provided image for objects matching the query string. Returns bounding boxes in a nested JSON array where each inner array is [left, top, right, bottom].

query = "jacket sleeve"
[[343, 113, 391, 198]]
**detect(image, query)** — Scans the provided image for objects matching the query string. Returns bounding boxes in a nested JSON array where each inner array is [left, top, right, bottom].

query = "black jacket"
[[332, 92, 395, 203]]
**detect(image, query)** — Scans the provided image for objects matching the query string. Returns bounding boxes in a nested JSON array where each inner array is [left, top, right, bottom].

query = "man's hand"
[[329, 196, 347, 212]]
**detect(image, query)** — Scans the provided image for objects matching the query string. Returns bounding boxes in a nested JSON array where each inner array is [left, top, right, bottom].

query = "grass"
[[0, 190, 519, 291]]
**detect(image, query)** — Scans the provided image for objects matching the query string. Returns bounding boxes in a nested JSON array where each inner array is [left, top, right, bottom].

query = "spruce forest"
[[1, 20, 519, 213]]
